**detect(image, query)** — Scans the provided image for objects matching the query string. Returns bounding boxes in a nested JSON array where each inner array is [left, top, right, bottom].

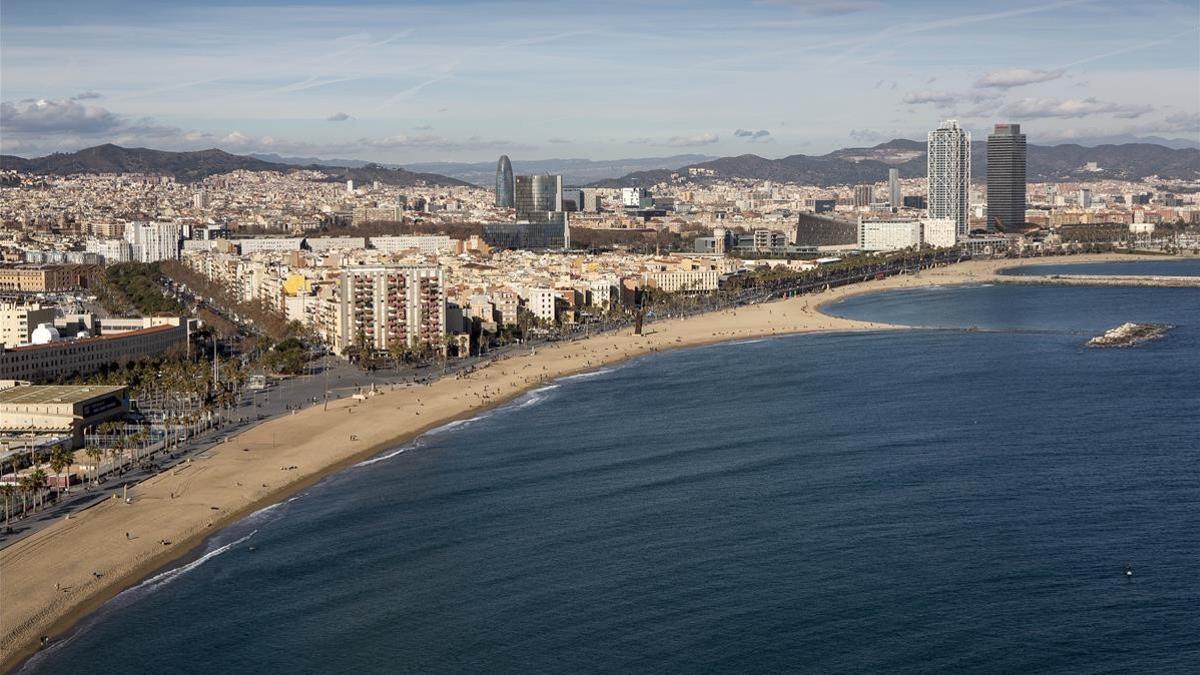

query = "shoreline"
[[0, 252, 1176, 672]]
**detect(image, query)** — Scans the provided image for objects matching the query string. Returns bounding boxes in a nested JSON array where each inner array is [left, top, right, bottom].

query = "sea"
[[24, 262, 1200, 673]]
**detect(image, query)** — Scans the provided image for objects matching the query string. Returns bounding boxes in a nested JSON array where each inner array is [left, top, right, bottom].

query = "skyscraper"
[[495, 155, 515, 208], [514, 174, 563, 220], [927, 119, 971, 238], [986, 123, 1026, 232], [888, 168, 900, 212]]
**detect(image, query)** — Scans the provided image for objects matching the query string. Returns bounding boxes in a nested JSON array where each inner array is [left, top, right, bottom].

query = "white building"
[[621, 187, 647, 208], [124, 222, 181, 263], [370, 235, 455, 255], [85, 238, 133, 264], [927, 119, 971, 238], [858, 218, 922, 252], [237, 238, 305, 254], [525, 287, 557, 323], [306, 237, 367, 252], [921, 218, 959, 248]]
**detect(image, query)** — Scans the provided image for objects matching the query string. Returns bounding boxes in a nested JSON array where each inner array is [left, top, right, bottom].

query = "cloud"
[[628, 132, 719, 147], [734, 128, 772, 141], [902, 90, 958, 106], [974, 68, 1064, 89], [547, 138, 570, 144], [326, 112, 351, 121], [874, 79, 897, 90], [1, 98, 124, 134], [71, 91, 104, 100], [413, 124, 433, 131], [1001, 97, 1154, 120]]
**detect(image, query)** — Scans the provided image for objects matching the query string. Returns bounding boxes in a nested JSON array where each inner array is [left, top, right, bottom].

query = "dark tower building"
[[986, 123, 1026, 232], [495, 155, 515, 208]]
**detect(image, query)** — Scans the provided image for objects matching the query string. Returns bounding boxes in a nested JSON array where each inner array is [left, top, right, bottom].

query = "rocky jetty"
[[1086, 322, 1172, 348]]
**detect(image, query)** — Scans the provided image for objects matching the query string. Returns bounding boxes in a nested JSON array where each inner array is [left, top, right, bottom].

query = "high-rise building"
[[495, 155, 515, 208], [330, 265, 445, 355], [1078, 188, 1092, 208], [124, 222, 181, 263], [927, 119, 971, 238], [853, 184, 873, 208], [888, 168, 901, 211], [986, 123, 1026, 232], [515, 174, 563, 220]]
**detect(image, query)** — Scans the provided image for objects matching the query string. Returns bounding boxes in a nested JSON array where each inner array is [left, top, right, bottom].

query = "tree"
[[85, 446, 105, 484], [1, 483, 15, 527], [48, 445, 76, 497], [28, 469, 48, 511]]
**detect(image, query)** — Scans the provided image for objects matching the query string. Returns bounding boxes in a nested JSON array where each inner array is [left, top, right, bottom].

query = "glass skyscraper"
[[514, 174, 562, 221], [495, 155, 515, 208], [986, 123, 1026, 232]]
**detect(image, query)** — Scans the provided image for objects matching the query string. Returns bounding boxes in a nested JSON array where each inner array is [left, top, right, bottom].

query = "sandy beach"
[[0, 253, 1178, 671]]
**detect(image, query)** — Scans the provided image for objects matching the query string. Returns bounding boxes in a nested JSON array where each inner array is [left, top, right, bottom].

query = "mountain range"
[[247, 153, 718, 185], [0, 144, 471, 187], [592, 139, 1200, 187], [3, 141, 1197, 189]]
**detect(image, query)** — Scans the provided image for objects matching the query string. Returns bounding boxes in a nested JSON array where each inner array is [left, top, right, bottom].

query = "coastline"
[[0, 252, 1175, 672]]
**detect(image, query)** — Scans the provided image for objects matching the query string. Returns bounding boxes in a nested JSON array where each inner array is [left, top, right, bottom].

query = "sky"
[[1, 0, 1198, 163]]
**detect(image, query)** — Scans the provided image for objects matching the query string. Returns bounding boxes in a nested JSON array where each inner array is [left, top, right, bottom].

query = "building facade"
[[0, 322, 190, 381], [124, 221, 181, 263], [986, 123, 1027, 232], [515, 174, 563, 221], [927, 119, 971, 238], [329, 266, 446, 355]]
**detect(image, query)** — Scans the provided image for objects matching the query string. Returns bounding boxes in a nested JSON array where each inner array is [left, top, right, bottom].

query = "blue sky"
[[2, 0, 1197, 162]]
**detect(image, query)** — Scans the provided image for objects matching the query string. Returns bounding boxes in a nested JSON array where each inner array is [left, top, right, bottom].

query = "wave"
[[20, 530, 258, 672], [354, 445, 412, 467], [558, 367, 616, 382]]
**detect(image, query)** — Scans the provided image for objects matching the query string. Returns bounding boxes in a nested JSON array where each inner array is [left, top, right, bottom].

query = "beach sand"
[[0, 253, 1172, 671]]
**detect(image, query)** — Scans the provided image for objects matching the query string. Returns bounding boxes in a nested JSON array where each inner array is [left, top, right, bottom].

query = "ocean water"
[[1000, 258, 1200, 277], [25, 274, 1200, 673]]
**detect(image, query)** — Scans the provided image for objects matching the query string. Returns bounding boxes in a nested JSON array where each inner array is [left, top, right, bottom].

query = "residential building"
[[328, 265, 445, 355], [124, 221, 181, 263]]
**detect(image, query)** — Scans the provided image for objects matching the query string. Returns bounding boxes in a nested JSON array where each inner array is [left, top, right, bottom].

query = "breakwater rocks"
[[1000, 274, 1200, 288], [1086, 322, 1172, 348]]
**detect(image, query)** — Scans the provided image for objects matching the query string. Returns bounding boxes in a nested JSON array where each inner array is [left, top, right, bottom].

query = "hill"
[[0, 144, 470, 187], [592, 140, 1200, 187]]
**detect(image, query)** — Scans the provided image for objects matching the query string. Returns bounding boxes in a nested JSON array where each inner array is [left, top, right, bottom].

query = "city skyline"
[[2, 0, 1198, 162]]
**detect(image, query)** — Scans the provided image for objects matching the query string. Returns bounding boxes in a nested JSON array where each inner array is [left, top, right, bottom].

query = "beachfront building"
[[326, 265, 446, 355], [0, 383, 129, 450], [858, 218, 923, 251], [986, 123, 1027, 232], [927, 119, 971, 239]]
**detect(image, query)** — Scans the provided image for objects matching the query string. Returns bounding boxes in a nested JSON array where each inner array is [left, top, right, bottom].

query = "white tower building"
[[927, 119, 971, 238]]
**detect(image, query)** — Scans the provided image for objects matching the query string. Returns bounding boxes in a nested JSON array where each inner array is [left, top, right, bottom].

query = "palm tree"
[[48, 445, 76, 498], [1, 483, 15, 527], [85, 446, 104, 484]]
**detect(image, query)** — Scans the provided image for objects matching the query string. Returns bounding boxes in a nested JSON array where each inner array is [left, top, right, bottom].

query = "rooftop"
[[0, 384, 127, 405]]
